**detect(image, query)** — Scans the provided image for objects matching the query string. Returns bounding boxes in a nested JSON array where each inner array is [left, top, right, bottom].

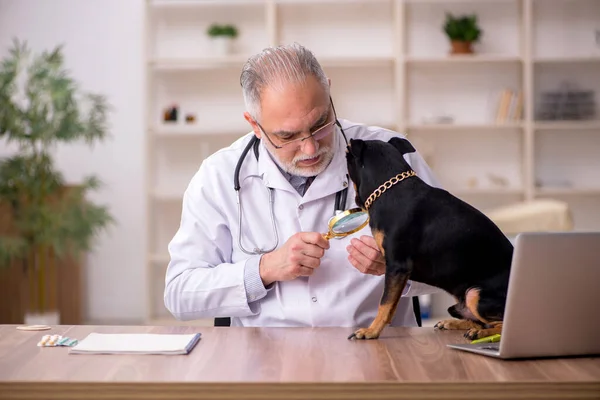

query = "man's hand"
[[259, 232, 330, 286], [347, 235, 385, 276]]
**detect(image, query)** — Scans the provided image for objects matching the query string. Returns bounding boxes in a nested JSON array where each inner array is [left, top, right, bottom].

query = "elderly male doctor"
[[164, 43, 442, 328]]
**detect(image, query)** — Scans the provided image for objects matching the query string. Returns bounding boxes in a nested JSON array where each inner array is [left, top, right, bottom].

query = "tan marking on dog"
[[465, 288, 490, 325], [372, 229, 385, 257], [350, 276, 407, 339], [463, 289, 505, 340]]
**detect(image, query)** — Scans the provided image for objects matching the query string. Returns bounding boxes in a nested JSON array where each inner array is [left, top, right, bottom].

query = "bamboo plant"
[[0, 39, 114, 317]]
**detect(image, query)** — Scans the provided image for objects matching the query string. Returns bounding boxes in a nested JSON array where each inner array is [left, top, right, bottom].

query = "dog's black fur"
[[345, 137, 514, 340]]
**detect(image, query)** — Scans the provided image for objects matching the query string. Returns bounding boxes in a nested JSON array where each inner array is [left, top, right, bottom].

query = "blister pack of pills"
[[37, 334, 79, 347]]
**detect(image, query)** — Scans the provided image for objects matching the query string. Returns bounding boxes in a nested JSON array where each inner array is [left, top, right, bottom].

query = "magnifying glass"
[[322, 208, 370, 240]]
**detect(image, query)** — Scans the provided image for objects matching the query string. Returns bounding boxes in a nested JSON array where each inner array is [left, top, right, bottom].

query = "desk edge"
[[1, 381, 599, 400]]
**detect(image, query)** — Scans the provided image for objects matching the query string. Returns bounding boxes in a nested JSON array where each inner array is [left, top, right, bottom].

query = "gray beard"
[[262, 139, 334, 178]]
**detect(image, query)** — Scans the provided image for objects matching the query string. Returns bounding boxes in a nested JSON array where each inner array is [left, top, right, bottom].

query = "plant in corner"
[[0, 39, 114, 325], [443, 13, 482, 55], [206, 23, 239, 56]]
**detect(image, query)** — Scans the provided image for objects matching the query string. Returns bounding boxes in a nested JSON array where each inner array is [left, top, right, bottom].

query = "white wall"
[[0, 0, 147, 323]]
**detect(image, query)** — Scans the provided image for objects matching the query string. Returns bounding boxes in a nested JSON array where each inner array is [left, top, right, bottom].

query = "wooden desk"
[[0, 324, 599, 399]]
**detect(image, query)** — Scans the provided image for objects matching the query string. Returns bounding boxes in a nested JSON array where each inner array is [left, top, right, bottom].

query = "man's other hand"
[[346, 235, 385, 276]]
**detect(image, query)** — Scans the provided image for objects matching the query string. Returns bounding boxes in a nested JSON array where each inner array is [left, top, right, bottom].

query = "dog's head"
[[346, 137, 416, 209]]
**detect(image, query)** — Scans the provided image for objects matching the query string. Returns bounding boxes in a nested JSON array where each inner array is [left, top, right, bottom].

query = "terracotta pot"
[[450, 40, 473, 55]]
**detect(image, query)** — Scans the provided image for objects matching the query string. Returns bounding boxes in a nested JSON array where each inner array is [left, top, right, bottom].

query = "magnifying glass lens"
[[332, 211, 369, 234]]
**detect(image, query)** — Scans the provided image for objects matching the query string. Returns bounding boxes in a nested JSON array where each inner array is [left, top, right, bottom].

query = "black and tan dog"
[[345, 137, 514, 341]]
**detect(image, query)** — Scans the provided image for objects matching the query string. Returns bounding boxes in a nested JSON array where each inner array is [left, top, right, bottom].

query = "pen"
[[471, 334, 501, 344]]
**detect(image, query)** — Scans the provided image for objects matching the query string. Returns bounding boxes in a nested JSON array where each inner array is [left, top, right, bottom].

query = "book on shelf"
[[496, 89, 523, 123]]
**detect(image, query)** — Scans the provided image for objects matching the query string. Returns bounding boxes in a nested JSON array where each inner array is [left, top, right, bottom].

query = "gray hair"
[[240, 43, 330, 122]]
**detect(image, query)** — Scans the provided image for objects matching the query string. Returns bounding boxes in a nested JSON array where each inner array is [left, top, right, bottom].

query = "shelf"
[[534, 121, 600, 131], [406, 55, 522, 65], [277, 1, 394, 59], [534, 56, 600, 65], [533, 0, 600, 61], [149, 0, 267, 8], [319, 56, 395, 68], [408, 123, 524, 132], [451, 188, 524, 196], [150, 57, 250, 71], [407, 57, 522, 126], [151, 55, 397, 71], [535, 187, 600, 196], [276, 0, 390, 3], [405, 0, 521, 59], [144, 0, 600, 328], [151, 125, 248, 138], [405, 0, 516, 3]]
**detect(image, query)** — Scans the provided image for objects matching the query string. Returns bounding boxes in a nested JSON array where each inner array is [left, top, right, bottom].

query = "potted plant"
[[0, 39, 114, 325], [207, 23, 239, 56], [443, 13, 482, 55]]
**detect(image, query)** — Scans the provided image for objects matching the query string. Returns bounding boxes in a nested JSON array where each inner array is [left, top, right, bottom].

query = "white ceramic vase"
[[24, 311, 60, 325], [211, 37, 233, 56]]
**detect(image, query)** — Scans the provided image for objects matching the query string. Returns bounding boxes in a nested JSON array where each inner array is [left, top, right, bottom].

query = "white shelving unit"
[[144, 0, 600, 325]]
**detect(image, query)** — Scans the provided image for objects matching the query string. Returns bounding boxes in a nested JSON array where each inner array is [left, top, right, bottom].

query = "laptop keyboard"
[[480, 343, 500, 351]]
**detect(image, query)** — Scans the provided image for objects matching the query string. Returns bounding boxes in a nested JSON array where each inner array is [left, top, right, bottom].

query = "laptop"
[[447, 231, 600, 359]]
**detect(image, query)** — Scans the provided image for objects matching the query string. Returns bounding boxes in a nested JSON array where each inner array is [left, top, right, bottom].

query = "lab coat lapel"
[[257, 139, 299, 195]]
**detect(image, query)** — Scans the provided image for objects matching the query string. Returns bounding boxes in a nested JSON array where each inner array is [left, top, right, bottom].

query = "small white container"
[[211, 37, 234, 56]]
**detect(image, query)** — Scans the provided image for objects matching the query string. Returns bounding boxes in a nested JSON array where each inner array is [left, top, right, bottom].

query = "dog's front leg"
[[348, 260, 412, 340]]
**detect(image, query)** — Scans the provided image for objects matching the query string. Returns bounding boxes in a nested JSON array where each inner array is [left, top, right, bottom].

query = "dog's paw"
[[434, 319, 456, 330], [348, 327, 381, 340], [464, 323, 503, 340], [434, 319, 480, 331], [464, 328, 485, 340]]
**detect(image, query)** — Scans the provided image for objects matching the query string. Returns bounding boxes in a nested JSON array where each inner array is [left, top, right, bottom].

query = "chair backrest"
[[214, 317, 230, 326]]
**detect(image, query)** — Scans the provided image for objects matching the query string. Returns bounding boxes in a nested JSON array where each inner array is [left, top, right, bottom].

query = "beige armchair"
[[485, 199, 574, 237]]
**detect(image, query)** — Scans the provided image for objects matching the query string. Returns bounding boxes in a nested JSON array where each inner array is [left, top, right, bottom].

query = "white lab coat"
[[164, 119, 444, 328]]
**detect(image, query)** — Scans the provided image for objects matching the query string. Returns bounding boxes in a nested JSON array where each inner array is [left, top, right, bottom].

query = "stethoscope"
[[234, 122, 349, 255]]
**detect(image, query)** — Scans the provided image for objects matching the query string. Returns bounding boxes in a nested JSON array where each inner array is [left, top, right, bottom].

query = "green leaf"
[[0, 38, 116, 270], [0, 236, 28, 268], [443, 13, 482, 42], [207, 24, 238, 38]]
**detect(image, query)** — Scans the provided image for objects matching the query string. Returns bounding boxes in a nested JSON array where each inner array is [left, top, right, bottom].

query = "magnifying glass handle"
[[322, 232, 332, 241]]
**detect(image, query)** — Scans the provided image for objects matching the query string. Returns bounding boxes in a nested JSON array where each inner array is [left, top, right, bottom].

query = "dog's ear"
[[388, 137, 416, 155], [348, 138, 366, 160]]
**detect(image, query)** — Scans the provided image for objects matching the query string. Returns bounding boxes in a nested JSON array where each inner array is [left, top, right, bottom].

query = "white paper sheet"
[[68, 332, 202, 355]]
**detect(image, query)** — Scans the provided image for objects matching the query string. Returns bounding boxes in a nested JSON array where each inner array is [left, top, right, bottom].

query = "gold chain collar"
[[364, 170, 417, 210]]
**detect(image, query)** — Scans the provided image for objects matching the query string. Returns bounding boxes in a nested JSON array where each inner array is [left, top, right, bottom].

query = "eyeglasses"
[[255, 98, 339, 151]]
